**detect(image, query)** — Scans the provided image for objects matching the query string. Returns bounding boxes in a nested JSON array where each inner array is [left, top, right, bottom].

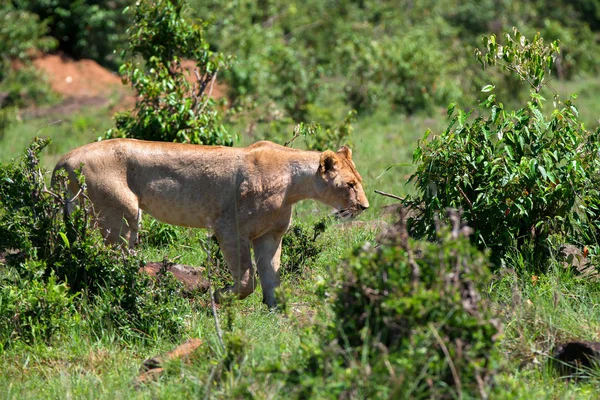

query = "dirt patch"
[[29, 54, 228, 118], [33, 54, 124, 98]]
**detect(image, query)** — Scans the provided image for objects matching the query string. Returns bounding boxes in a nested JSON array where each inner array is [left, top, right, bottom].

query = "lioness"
[[53, 139, 369, 307]]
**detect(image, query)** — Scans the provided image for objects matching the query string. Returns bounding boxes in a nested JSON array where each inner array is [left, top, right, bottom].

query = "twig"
[[196, 70, 218, 116], [374, 189, 403, 202], [35, 119, 62, 135], [199, 237, 225, 352], [67, 186, 85, 204], [429, 323, 462, 400], [284, 124, 302, 147], [42, 188, 61, 201], [456, 186, 473, 209]]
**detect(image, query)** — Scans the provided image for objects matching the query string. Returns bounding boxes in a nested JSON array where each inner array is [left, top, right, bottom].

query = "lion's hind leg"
[[88, 188, 141, 248]]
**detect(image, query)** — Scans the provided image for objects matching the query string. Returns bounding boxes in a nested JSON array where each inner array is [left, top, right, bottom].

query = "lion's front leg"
[[253, 230, 285, 308]]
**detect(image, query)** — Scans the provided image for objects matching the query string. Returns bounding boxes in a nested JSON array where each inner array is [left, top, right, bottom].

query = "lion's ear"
[[337, 146, 352, 160], [320, 150, 338, 174]]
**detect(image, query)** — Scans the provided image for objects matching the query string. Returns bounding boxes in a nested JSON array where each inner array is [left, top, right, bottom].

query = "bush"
[[0, 4, 58, 136], [0, 267, 78, 348], [281, 212, 501, 398], [0, 4, 57, 79], [0, 139, 191, 344], [406, 30, 600, 267], [337, 30, 455, 114], [107, 0, 235, 146], [280, 217, 329, 276]]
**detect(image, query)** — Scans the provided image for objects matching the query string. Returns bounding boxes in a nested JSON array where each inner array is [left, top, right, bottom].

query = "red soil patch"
[[33, 53, 125, 98], [28, 54, 228, 118]]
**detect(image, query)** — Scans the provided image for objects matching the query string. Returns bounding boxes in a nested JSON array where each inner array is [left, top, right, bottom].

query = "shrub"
[[107, 0, 235, 146], [0, 4, 57, 79], [406, 29, 600, 267], [0, 4, 58, 136], [281, 212, 501, 398], [0, 139, 191, 343], [337, 30, 454, 114], [0, 267, 78, 348], [280, 217, 329, 276]]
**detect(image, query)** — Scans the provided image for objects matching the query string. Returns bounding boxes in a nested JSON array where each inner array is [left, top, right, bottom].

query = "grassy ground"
[[2, 76, 600, 398]]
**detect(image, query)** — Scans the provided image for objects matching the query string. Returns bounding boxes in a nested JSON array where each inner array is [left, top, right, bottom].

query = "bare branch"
[[197, 71, 218, 117], [457, 186, 473, 209], [374, 189, 404, 202], [284, 124, 302, 147]]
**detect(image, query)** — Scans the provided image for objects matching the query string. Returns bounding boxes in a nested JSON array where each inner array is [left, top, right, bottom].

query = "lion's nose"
[[359, 203, 369, 211]]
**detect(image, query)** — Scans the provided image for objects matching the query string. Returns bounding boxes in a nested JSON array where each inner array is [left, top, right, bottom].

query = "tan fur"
[[53, 138, 369, 307]]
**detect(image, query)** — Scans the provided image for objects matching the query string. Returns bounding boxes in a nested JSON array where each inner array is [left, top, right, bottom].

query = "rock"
[[141, 262, 209, 293]]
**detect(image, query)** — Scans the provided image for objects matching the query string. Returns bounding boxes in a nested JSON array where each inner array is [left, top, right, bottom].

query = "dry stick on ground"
[[374, 189, 404, 202]]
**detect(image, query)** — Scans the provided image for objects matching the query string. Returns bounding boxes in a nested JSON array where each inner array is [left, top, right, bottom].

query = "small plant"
[[0, 267, 78, 348], [141, 215, 186, 248], [280, 217, 330, 276], [107, 0, 235, 146]]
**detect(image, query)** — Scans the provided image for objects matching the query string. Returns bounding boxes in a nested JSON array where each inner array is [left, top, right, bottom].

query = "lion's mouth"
[[335, 207, 363, 220]]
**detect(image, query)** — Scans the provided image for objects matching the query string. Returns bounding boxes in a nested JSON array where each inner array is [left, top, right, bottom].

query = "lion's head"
[[316, 146, 369, 218]]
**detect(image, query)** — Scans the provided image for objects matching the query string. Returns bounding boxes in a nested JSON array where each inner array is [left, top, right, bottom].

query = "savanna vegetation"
[[2, 0, 600, 398]]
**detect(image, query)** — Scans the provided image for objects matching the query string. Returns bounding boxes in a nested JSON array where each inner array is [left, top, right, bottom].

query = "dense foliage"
[[0, 3, 58, 137], [10, 0, 129, 69], [190, 0, 600, 128], [407, 30, 600, 268], [0, 139, 191, 347]]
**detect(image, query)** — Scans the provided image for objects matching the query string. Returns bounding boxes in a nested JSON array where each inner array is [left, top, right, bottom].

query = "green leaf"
[[58, 232, 70, 249], [538, 165, 548, 180], [481, 84, 495, 93], [447, 103, 456, 118]]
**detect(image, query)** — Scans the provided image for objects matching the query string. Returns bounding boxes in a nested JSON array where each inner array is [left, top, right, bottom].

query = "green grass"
[[0, 106, 114, 171], [2, 76, 600, 398]]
